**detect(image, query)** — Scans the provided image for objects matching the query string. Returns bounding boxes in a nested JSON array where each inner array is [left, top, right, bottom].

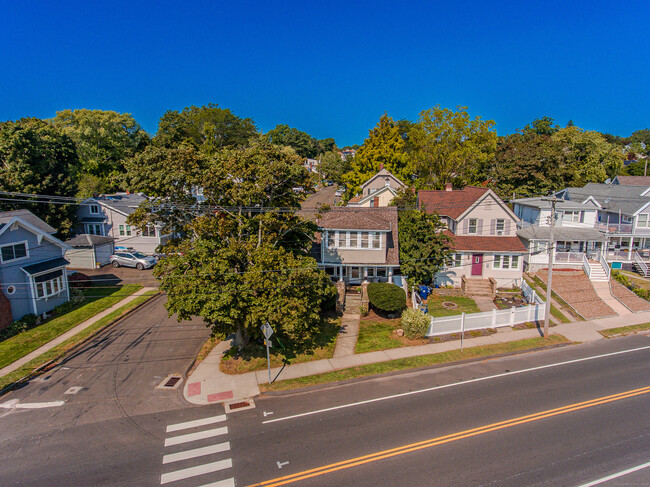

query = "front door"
[[471, 254, 483, 276], [350, 266, 361, 283]]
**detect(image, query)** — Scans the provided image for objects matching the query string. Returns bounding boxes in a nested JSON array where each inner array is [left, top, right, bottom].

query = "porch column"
[[388, 267, 393, 284], [629, 236, 634, 260], [339, 265, 343, 282]]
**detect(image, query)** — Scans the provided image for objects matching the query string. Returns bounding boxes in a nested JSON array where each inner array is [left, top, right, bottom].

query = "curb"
[[259, 341, 575, 397], [0, 291, 161, 397]]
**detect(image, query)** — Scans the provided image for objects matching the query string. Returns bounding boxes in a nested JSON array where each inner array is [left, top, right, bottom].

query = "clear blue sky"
[[1, 0, 648, 147]]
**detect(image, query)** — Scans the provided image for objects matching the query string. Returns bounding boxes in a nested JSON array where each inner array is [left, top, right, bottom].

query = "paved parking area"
[[69, 265, 159, 287]]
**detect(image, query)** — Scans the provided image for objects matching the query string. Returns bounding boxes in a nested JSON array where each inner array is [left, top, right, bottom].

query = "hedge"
[[367, 282, 406, 313]]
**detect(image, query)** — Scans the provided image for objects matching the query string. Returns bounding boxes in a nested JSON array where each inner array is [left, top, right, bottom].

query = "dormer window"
[[90, 204, 99, 214], [385, 177, 390, 187]]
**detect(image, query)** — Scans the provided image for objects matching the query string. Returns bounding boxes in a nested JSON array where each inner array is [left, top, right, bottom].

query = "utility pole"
[[541, 196, 559, 338]]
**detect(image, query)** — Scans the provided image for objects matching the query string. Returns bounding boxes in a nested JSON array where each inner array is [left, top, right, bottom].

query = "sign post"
[[261, 323, 274, 383]]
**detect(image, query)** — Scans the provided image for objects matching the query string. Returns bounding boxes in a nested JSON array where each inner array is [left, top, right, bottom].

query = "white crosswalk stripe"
[[161, 412, 234, 486]]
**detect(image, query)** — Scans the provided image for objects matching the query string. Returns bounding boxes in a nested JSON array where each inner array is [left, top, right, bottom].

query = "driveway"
[[299, 184, 339, 221], [70, 265, 159, 287]]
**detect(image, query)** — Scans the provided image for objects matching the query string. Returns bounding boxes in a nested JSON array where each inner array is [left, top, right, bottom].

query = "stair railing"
[[598, 251, 611, 280], [634, 251, 648, 277], [582, 252, 592, 279]]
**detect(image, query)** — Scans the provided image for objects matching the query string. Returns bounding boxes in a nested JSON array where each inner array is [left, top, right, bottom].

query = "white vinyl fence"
[[426, 280, 546, 337]]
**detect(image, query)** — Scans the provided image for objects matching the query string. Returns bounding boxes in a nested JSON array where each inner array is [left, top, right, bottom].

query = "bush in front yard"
[[367, 283, 406, 313], [401, 308, 430, 339]]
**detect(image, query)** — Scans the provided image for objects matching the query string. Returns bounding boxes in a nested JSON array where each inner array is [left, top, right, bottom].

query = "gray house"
[[65, 234, 115, 269], [0, 210, 70, 328], [77, 193, 172, 254]]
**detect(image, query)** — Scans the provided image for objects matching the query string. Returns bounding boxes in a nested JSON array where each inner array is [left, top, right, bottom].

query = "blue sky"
[[1, 0, 648, 147]]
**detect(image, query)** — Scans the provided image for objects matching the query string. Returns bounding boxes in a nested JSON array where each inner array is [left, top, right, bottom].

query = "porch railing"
[[634, 251, 649, 277], [598, 251, 611, 280], [594, 222, 633, 233], [582, 253, 592, 279]]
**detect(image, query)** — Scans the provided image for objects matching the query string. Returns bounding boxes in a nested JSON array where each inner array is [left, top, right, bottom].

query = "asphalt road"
[[227, 335, 650, 487], [298, 185, 339, 221], [0, 294, 217, 487]]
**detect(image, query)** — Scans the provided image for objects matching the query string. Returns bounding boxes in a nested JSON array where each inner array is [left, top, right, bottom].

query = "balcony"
[[594, 222, 633, 234]]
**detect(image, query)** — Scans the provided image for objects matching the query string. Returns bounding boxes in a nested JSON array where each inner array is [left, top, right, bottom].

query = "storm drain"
[[157, 375, 183, 390], [224, 399, 256, 413]]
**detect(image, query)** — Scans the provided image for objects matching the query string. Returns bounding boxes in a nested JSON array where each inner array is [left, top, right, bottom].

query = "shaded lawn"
[[0, 290, 157, 390], [424, 294, 480, 317], [599, 322, 650, 338], [0, 285, 142, 370], [220, 316, 341, 374], [262, 334, 571, 391]]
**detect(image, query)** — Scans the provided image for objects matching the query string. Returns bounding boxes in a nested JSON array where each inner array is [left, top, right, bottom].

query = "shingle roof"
[[317, 207, 399, 265], [0, 209, 56, 234], [65, 234, 115, 248], [614, 176, 650, 186], [360, 168, 405, 191], [560, 184, 650, 215], [517, 226, 606, 242], [95, 193, 147, 215], [446, 233, 527, 253], [512, 197, 595, 211], [418, 186, 490, 219]]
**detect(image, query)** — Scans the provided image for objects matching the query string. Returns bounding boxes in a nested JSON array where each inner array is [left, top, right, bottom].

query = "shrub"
[[0, 313, 39, 341], [367, 283, 406, 313], [68, 272, 90, 288], [401, 308, 430, 339]]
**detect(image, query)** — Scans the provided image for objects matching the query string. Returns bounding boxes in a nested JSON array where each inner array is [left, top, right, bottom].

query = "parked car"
[[110, 251, 157, 270]]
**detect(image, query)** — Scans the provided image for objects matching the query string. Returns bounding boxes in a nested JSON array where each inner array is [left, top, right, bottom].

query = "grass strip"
[[525, 275, 573, 323], [0, 284, 142, 369], [261, 334, 570, 392], [0, 290, 157, 391], [599, 322, 650, 338]]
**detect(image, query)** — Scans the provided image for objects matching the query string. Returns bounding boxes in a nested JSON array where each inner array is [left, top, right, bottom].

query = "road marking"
[[164, 426, 228, 447], [249, 385, 650, 486], [263, 411, 273, 417], [263, 344, 650, 424], [166, 414, 227, 433], [277, 461, 289, 469], [160, 459, 232, 484], [64, 386, 84, 395], [162, 442, 230, 464], [0, 400, 65, 409], [576, 460, 650, 486], [196, 479, 235, 487]]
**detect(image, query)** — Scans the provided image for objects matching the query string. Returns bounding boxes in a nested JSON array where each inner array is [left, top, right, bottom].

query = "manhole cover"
[[157, 375, 183, 390], [224, 398, 256, 413], [441, 301, 458, 309]]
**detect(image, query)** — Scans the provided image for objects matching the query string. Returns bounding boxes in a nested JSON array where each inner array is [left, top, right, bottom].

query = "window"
[[327, 232, 335, 249], [468, 219, 478, 234], [34, 270, 65, 299], [493, 254, 519, 269], [87, 223, 102, 235], [142, 226, 157, 237], [6, 285, 16, 295], [562, 211, 581, 223], [89, 204, 99, 214], [638, 214, 649, 228], [349, 232, 358, 248], [361, 232, 369, 248], [385, 177, 390, 187], [1, 242, 28, 263], [367, 267, 375, 277], [118, 225, 132, 237], [447, 254, 462, 267], [496, 219, 505, 235], [338, 231, 346, 248], [371, 232, 381, 249], [376, 268, 386, 277]]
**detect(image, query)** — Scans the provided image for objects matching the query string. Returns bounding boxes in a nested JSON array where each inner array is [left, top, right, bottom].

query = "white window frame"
[[0, 240, 29, 263], [447, 253, 462, 268], [360, 232, 369, 249], [118, 224, 132, 237], [34, 273, 66, 300], [638, 214, 649, 228], [141, 225, 157, 238], [493, 254, 520, 270], [86, 223, 102, 235], [468, 219, 478, 234], [496, 219, 505, 235], [89, 204, 99, 215], [371, 232, 381, 249]]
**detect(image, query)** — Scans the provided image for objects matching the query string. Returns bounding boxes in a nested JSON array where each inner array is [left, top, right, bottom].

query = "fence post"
[[510, 306, 515, 326], [461, 312, 465, 351], [528, 302, 532, 322], [531, 289, 536, 304], [492, 308, 497, 327]]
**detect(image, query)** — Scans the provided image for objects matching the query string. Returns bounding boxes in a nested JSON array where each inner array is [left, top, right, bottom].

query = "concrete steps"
[[463, 278, 494, 297]]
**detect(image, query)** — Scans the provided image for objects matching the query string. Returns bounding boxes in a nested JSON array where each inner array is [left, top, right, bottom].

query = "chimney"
[[379, 163, 384, 171], [445, 182, 453, 192]]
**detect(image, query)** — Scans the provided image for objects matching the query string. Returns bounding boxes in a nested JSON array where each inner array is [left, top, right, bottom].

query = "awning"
[[80, 217, 106, 223], [22, 257, 69, 276]]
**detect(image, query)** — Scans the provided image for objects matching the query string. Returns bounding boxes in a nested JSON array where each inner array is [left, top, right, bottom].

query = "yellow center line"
[[248, 385, 650, 487]]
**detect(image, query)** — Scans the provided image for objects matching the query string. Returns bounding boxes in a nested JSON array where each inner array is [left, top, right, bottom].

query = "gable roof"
[[511, 197, 595, 211], [347, 185, 398, 207], [0, 214, 70, 251], [557, 183, 650, 215], [613, 175, 650, 186], [65, 234, 115, 248], [360, 168, 405, 191], [417, 186, 490, 219], [84, 193, 147, 216], [0, 209, 55, 234]]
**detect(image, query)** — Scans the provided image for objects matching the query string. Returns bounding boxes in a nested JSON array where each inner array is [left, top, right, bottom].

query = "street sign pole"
[[261, 322, 274, 384]]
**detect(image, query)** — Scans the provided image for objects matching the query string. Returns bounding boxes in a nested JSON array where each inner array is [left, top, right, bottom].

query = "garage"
[[65, 234, 115, 269]]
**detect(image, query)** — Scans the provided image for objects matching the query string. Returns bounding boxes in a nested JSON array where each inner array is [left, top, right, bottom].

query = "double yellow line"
[[249, 385, 650, 486]]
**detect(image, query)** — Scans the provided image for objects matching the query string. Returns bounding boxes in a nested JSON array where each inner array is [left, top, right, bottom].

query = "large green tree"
[[154, 103, 257, 154], [342, 114, 410, 198], [0, 118, 78, 236], [408, 106, 497, 189], [51, 109, 150, 196], [318, 151, 351, 183], [398, 209, 451, 286], [265, 124, 328, 159]]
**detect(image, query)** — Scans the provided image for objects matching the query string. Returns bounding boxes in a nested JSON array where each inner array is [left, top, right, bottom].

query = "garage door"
[[95, 243, 114, 266], [65, 249, 95, 269]]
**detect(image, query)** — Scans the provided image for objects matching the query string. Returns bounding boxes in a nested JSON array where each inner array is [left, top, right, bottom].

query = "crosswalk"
[[161, 413, 235, 486]]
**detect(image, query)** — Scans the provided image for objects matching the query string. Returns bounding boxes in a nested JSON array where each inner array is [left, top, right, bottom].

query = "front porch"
[[321, 264, 400, 284]]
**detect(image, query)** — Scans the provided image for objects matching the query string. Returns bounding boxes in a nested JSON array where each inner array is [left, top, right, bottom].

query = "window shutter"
[[477, 219, 483, 235], [505, 220, 511, 235], [462, 219, 469, 234], [490, 219, 496, 235]]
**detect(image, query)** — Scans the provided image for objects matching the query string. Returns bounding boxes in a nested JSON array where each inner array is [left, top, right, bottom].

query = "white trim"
[[348, 186, 398, 206], [456, 189, 519, 222], [0, 240, 30, 264], [632, 200, 650, 217], [0, 217, 70, 251], [581, 196, 602, 208]]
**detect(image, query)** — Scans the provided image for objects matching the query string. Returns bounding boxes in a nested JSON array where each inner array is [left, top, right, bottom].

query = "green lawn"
[[599, 322, 650, 338], [355, 319, 403, 354], [525, 275, 573, 323], [262, 334, 571, 391], [220, 316, 341, 374], [424, 293, 480, 317], [0, 284, 142, 370], [0, 289, 157, 390]]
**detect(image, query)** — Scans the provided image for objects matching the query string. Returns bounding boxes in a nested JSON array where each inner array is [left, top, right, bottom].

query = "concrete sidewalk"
[[183, 311, 650, 405], [0, 287, 157, 378]]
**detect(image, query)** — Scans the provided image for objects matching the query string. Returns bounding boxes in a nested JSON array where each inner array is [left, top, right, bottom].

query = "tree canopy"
[[0, 118, 78, 235], [265, 124, 331, 159]]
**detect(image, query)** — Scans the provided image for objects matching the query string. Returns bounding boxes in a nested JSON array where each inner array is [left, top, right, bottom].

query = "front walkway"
[[332, 292, 361, 358], [183, 310, 650, 405]]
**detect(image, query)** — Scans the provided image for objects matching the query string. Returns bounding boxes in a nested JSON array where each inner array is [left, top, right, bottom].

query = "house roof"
[[558, 183, 650, 215], [65, 234, 115, 248], [0, 209, 55, 234], [87, 193, 147, 216], [360, 168, 405, 191], [512, 197, 595, 211], [613, 176, 650, 186], [445, 232, 527, 253], [418, 186, 490, 219], [517, 226, 607, 242], [347, 186, 398, 207], [317, 207, 399, 265], [21, 257, 69, 276]]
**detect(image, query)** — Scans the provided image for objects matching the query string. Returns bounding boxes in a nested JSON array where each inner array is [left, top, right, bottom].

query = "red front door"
[[471, 254, 483, 276]]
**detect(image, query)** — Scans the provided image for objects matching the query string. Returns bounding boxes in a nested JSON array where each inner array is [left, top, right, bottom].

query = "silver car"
[[110, 251, 157, 270]]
